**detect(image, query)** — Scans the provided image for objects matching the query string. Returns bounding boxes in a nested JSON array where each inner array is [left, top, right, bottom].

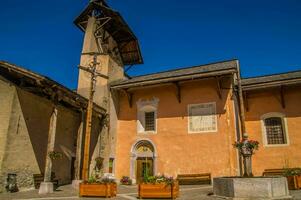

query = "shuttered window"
[[145, 112, 155, 131], [264, 117, 286, 144]]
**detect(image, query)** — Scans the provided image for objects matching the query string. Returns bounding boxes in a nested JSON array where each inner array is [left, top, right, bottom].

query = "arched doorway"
[[130, 139, 157, 184]]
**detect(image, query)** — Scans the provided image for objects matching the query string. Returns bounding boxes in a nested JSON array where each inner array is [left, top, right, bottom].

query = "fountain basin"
[[213, 177, 291, 199]]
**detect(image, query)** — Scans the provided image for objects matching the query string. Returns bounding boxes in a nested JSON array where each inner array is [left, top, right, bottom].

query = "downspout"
[[234, 60, 247, 176], [233, 84, 243, 176], [235, 60, 247, 134]]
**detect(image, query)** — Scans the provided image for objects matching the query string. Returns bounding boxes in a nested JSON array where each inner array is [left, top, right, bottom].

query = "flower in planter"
[[86, 174, 116, 184], [283, 168, 301, 176], [120, 176, 132, 185], [144, 174, 175, 185], [233, 139, 259, 154], [48, 151, 63, 160]]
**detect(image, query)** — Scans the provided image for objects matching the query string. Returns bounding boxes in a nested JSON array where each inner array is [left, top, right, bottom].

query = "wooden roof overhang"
[[0, 61, 106, 115], [242, 73, 301, 91], [111, 69, 236, 90], [74, 1, 143, 65], [111, 60, 238, 90], [241, 70, 301, 111], [110, 60, 238, 107]]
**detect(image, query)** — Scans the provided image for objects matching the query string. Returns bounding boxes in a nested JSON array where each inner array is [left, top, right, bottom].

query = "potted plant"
[[283, 168, 301, 190], [94, 157, 104, 171], [48, 151, 63, 160], [79, 175, 117, 198], [233, 136, 259, 177], [120, 176, 132, 185], [138, 174, 179, 199]]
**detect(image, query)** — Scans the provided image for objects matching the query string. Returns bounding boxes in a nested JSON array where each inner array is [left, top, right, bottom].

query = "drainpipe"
[[234, 60, 247, 176], [233, 85, 243, 176]]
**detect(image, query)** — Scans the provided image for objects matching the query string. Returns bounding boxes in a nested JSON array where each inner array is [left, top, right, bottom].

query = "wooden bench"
[[177, 173, 211, 185], [33, 172, 59, 189], [262, 169, 285, 177], [262, 168, 301, 177]]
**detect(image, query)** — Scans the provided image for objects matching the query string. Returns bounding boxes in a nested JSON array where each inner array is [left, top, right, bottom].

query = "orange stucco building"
[[109, 62, 301, 183], [242, 72, 301, 176], [111, 61, 240, 183]]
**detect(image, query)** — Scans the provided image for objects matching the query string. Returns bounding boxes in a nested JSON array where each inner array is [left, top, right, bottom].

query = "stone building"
[[0, 61, 106, 192]]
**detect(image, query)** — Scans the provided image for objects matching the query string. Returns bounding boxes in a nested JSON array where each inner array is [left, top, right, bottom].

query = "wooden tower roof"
[[74, 0, 143, 65]]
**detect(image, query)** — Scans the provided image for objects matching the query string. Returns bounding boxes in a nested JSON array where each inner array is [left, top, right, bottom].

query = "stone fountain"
[[213, 134, 291, 199]]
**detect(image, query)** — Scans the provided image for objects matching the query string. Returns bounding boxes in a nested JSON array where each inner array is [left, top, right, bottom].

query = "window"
[[109, 158, 114, 173], [261, 113, 289, 146], [264, 117, 286, 144], [145, 112, 155, 131], [137, 98, 159, 134], [188, 102, 217, 133]]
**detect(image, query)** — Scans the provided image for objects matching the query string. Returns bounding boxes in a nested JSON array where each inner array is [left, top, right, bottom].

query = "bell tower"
[[74, 0, 142, 175]]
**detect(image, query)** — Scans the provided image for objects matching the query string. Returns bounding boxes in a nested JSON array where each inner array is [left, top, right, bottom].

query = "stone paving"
[[0, 184, 301, 200]]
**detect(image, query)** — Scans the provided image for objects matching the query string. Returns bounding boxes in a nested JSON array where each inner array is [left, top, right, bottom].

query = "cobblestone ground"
[[0, 185, 301, 200]]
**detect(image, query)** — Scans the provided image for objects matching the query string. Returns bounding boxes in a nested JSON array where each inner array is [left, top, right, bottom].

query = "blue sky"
[[0, 0, 300, 89]]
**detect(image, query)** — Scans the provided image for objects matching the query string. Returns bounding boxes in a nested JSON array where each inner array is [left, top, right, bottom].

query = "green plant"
[[95, 157, 103, 170], [87, 176, 97, 183], [48, 151, 63, 160], [283, 168, 301, 176], [233, 139, 259, 151]]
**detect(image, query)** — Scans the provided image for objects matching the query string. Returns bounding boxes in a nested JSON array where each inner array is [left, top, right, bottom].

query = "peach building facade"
[[114, 80, 239, 183], [242, 72, 301, 176], [110, 61, 242, 183], [110, 67, 301, 183]]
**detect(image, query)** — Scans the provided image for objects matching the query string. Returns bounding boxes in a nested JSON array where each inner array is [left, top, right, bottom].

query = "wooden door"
[[136, 158, 153, 184]]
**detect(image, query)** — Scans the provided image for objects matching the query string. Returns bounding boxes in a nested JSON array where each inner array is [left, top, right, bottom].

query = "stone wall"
[[0, 79, 82, 191], [0, 80, 18, 192]]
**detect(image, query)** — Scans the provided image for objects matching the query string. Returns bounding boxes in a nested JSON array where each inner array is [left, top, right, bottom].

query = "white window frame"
[[136, 98, 159, 134], [261, 112, 290, 147], [188, 102, 218, 134]]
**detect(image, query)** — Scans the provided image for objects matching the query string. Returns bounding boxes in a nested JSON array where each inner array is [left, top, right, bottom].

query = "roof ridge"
[[128, 59, 238, 79], [242, 69, 301, 80]]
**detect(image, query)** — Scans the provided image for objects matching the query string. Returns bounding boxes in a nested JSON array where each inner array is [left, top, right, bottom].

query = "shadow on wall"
[[17, 89, 52, 174], [244, 86, 301, 121], [118, 78, 231, 121]]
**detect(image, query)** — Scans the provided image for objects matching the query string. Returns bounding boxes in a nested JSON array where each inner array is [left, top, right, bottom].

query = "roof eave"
[[242, 78, 301, 91], [111, 68, 236, 90], [0, 61, 106, 114]]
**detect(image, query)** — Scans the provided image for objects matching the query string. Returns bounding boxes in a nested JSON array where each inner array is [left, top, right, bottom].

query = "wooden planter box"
[[138, 181, 179, 199], [287, 175, 301, 190], [79, 183, 117, 197]]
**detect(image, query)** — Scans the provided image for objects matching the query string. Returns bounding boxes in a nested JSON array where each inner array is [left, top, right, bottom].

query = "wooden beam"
[[243, 91, 249, 112], [280, 86, 286, 109], [215, 76, 222, 99], [124, 89, 133, 108], [173, 82, 181, 103]]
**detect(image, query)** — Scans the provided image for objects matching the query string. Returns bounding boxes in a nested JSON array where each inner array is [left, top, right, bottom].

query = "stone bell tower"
[[74, 0, 143, 174]]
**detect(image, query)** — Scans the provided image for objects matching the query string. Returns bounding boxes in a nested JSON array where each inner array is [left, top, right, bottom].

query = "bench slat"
[[177, 173, 211, 185]]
